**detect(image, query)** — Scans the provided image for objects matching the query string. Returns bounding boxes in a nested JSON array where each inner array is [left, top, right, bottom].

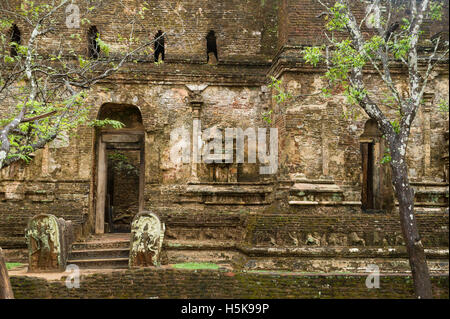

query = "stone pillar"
[[95, 138, 107, 234], [321, 107, 329, 178], [189, 92, 204, 183], [422, 93, 434, 179], [443, 131, 449, 182], [129, 212, 165, 268], [41, 145, 49, 176]]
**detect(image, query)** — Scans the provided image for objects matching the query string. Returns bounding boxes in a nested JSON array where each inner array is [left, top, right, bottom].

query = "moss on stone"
[[171, 262, 220, 270], [6, 262, 23, 270]]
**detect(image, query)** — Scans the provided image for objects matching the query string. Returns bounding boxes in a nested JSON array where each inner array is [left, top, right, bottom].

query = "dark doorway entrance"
[[106, 148, 141, 233], [359, 119, 394, 213], [95, 103, 145, 234], [361, 141, 375, 210]]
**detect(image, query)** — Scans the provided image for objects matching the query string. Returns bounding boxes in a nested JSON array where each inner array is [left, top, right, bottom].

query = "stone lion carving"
[[129, 212, 165, 267]]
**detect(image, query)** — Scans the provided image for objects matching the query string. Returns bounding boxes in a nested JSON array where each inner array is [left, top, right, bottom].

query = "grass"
[[6, 262, 23, 270], [171, 262, 220, 270]]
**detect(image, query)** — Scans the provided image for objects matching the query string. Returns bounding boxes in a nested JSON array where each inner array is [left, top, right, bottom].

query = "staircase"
[[67, 233, 130, 269]]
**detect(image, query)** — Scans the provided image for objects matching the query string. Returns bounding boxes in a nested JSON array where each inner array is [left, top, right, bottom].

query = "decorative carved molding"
[[186, 84, 207, 118]]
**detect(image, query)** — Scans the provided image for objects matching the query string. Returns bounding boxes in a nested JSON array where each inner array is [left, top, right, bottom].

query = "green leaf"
[[391, 120, 400, 134], [89, 119, 125, 129], [302, 46, 323, 67], [96, 35, 110, 57]]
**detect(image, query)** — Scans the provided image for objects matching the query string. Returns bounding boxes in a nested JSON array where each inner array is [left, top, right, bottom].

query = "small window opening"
[[88, 26, 100, 59], [206, 30, 218, 64], [154, 30, 165, 62], [10, 24, 21, 57]]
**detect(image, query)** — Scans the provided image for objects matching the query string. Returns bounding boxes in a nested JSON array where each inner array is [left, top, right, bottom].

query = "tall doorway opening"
[[359, 119, 394, 213], [95, 103, 145, 234], [361, 141, 375, 210]]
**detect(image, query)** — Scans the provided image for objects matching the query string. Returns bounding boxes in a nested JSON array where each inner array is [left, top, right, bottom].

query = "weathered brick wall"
[[275, 70, 449, 202], [276, 0, 370, 47], [0, 0, 448, 250], [0, 77, 270, 243], [86, 82, 269, 185], [159, 211, 247, 242], [0, 121, 92, 244], [0, 181, 88, 248], [10, 269, 449, 299], [4, 0, 278, 62], [0, 121, 93, 245], [277, 0, 449, 47]]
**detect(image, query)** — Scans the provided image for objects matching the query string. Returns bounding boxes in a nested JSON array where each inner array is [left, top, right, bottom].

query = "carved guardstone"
[[129, 212, 165, 267], [25, 214, 73, 272]]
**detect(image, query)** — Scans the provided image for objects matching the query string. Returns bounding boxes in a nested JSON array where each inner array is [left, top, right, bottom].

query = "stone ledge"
[[161, 240, 449, 260], [236, 245, 449, 259], [289, 201, 361, 206], [185, 184, 273, 194]]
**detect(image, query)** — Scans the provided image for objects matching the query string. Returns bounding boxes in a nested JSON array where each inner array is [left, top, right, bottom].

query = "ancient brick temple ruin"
[[0, 0, 449, 298]]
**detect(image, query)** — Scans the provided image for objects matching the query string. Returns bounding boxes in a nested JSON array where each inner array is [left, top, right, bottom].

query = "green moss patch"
[[171, 263, 220, 270], [6, 262, 23, 270]]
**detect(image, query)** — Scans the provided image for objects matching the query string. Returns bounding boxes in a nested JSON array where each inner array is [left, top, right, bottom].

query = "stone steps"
[[69, 248, 129, 260], [71, 240, 130, 251], [66, 257, 129, 269], [68, 234, 130, 269]]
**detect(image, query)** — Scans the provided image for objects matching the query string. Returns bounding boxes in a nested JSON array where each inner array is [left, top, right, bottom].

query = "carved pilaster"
[[321, 107, 329, 178], [443, 131, 449, 183], [186, 84, 207, 183], [422, 92, 434, 179]]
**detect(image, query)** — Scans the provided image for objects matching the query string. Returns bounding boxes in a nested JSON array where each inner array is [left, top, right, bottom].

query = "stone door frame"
[[359, 120, 394, 212], [95, 129, 145, 234]]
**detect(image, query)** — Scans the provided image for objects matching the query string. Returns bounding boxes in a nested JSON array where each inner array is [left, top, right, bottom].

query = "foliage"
[[299, 0, 448, 143], [295, 0, 449, 299], [262, 109, 273, 125], [268, 76, 292, 104], [6, 262, 23, 270], [438, 99, 449, 113], [0, 0, 170, 169], [108, 152, 139, 176], [381, 148, 392, 164], [90, 119, 124, 129], [302, 46, 323, 67], [262, 76, 293, 124]]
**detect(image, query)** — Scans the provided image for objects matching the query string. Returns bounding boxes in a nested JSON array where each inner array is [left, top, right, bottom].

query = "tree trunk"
[[0, 247, 14, 299], [390, 152, 433, 299]]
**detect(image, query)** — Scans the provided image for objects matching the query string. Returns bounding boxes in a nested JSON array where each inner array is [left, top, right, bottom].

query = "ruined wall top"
[[277, 0, 449, 48]]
